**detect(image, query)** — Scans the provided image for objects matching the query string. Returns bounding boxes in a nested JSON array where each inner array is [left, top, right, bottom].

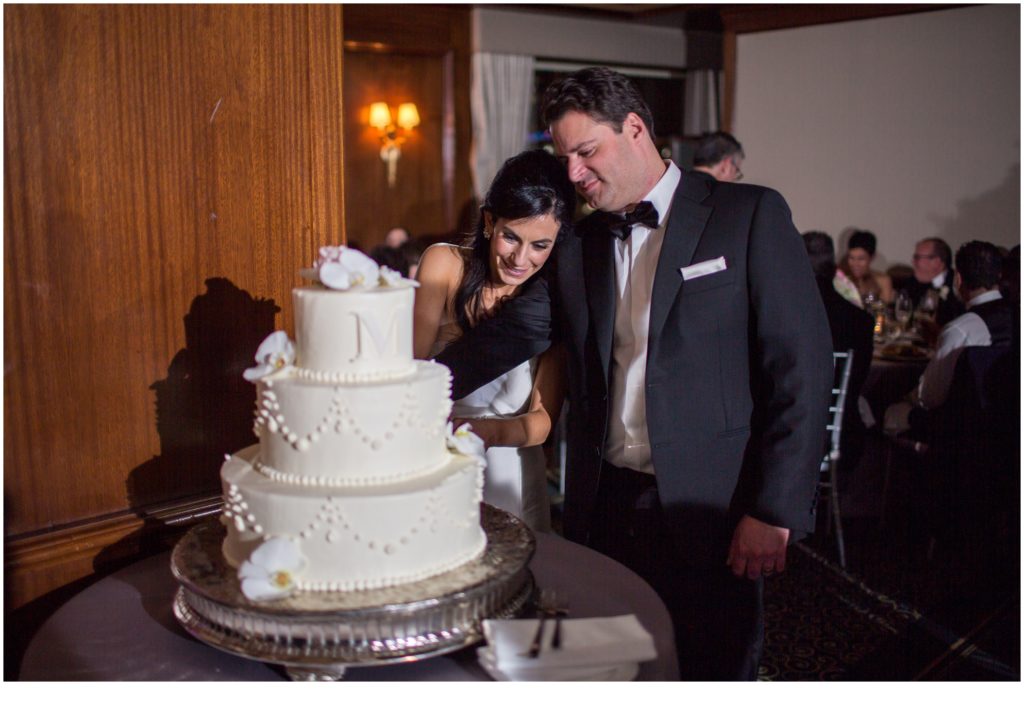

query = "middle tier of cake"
[[254, 360, 453, 486]]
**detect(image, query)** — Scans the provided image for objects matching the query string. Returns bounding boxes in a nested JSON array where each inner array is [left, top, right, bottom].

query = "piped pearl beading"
[[291, 364, 415, 384], [254, 456, 449, 487], [222, 484, 265, 536]]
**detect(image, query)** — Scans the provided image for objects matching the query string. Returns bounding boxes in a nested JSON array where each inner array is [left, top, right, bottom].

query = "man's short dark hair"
[[920, 237, 953, 269], [541, 67, 655, 138], [693, 132, 744, 167], [955, 240, 1003, 290], [802, 231, 836, 279]]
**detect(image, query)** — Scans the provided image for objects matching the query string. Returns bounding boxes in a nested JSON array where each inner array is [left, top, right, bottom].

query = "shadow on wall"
[[928, 162, 1021, 249], [97, 278, 280, 581], [834, 162, 1020, 271], [125, 277, 280, 510], [7, 278, 281, 679]]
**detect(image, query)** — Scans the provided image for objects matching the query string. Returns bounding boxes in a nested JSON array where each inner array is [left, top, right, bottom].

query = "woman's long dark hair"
[[454, 149, 575, 330]]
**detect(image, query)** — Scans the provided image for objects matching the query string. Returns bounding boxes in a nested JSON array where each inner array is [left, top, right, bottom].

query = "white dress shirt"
[[916, 289, 1003, 409], [604, 161, 681, 474]]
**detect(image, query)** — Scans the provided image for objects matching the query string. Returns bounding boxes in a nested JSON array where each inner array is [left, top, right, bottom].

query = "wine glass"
[[917, 289, 938, 324], [893, 290, 913, 337]]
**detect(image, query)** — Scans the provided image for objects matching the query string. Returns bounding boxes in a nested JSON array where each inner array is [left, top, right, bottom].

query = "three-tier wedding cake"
[[219, 246, 487, 599]]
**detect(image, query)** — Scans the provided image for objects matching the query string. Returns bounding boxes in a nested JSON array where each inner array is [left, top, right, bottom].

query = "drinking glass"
[[893, 290, 913, 336], [917, 289, 939, 324]]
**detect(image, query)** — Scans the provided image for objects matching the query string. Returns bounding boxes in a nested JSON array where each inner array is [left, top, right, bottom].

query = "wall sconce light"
[[368, 101, 420, 187]]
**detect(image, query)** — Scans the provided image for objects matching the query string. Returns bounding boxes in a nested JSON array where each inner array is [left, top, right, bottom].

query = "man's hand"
[[726, 515, 790, 580]]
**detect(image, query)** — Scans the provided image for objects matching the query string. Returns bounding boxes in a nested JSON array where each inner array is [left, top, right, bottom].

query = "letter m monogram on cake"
[[351, 306, 405, 360]]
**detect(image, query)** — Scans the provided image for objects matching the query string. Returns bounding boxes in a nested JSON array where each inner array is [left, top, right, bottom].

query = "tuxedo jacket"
[[554, 171, 833, 562], [906, 269, 965, 326]]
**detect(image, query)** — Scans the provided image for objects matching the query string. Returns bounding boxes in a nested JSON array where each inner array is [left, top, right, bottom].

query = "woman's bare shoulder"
[[417, 243, 468, 289], [420, 243, 466, 269]]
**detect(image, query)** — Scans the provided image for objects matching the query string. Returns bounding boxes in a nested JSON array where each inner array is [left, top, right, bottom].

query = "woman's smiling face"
[[486, 212, 559, 288]]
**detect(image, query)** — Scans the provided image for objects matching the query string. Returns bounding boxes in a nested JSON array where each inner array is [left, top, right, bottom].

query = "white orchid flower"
[[315, 246, 380, 290], [243, 330, 295, 382], [446, 421, 486, 465], [379, 265, 421, 288], [379, 266, 402, 286], [238, 537, 307, 601]]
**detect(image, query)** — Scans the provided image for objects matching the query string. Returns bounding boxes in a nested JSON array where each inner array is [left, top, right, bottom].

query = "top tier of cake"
[[293, 284, 415, 382]]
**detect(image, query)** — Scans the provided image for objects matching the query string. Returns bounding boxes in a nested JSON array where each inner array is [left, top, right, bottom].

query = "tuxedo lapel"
[[649, 172, 713, 342], [582, 220, 616, 377]]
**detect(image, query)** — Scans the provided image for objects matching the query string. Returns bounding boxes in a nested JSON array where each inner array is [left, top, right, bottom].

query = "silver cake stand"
[[171, 504, 535, 680]]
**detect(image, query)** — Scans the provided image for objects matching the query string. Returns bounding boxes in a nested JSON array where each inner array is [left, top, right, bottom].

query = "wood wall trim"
[[722, 29, 736, 134], [718, 4, 959, 34], [5, 494, 222, 609]]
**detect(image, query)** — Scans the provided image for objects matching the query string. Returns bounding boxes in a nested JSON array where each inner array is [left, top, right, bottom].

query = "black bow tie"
[[604, 201, 660, 240]]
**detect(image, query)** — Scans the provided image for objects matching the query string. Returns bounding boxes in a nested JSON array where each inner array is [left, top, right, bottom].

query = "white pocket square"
[[680, 256, 727, 280]]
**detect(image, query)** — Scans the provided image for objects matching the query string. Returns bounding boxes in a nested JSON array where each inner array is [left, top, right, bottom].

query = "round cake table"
[[19, 531, 679, 681]]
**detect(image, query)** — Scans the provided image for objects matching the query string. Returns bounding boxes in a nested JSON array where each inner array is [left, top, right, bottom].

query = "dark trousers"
[[589, 463, 764, 681]]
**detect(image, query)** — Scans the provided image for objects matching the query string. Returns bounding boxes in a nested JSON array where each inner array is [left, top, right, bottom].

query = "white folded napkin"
[[478, 615, 656, 681]]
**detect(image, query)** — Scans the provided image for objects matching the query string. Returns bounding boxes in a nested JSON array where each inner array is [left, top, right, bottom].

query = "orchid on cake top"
[[221, 245, 487, 598]]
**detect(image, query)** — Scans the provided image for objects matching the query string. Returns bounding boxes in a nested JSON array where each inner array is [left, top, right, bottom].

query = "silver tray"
[[171, 504, 535, 680]]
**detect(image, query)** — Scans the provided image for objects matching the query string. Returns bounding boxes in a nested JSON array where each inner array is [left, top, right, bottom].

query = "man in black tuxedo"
[[541, 68, 833, 680], [906, 237, 965, 326]]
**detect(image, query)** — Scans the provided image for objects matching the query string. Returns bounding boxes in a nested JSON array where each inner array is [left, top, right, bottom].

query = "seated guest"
[[906, 237, 965, 326], [916, 240, 1014, 409], [886, 240, 1013, 434], [803, 232, 875, 471], [839, 229, 894, 305], [384, 226, 411, 249], [369, 242, 411, 278]]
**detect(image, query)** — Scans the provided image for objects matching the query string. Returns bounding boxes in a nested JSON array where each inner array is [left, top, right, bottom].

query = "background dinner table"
[[19, 528, 680, 681], [861, 341, 931, 425]]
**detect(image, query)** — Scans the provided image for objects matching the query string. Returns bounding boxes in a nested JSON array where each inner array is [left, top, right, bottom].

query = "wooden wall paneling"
[[342, 4, 473, 248], [4, 4, 345, 611], [343, 50, 448, 247]]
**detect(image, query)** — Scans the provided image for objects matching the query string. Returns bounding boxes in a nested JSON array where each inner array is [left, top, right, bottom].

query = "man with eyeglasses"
[[908, 237, 965, 326], [692, 131, 744, 182]]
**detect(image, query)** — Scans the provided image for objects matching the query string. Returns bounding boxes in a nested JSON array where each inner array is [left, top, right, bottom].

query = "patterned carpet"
[[759, 482, 1020, 680]]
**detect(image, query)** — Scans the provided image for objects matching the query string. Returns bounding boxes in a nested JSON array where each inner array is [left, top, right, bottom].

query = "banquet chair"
[[817, 350, 853, 569], [921, 344, 1019, 569]]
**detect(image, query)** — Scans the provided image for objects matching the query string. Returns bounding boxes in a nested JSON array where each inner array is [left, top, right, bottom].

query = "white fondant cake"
[[220, 248, 487, 597]]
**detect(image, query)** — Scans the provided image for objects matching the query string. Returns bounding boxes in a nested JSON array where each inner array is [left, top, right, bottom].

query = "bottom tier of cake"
[[221, 445, 487, 592]]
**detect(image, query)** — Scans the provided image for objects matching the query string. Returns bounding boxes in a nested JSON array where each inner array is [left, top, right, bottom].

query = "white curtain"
[[470, 53, 535, 203], [684, 68, 721, 136]]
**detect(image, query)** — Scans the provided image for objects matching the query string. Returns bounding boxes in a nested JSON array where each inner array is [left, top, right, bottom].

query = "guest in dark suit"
[[692, 131, 745, 182], [803, 231, 876, 472], [541, 68, 833, 680], [907, 237, 965, 326]]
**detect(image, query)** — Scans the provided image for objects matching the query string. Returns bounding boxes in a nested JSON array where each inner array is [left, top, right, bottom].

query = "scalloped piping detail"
[[255, 381, 451, 453]]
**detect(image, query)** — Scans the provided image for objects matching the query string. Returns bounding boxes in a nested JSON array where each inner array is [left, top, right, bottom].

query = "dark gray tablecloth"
[[20, 530, 679, 681], [862, 354, 929, 423]]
